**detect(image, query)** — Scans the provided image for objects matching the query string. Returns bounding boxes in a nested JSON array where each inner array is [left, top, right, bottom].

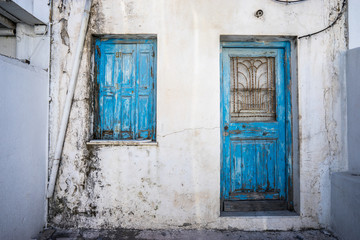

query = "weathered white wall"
[[0, 37, 16, 58], [16, 23, 50, 69], [48, 0, 347, 230], [0, 55, 48, 239], [0, 27, 50, 68]]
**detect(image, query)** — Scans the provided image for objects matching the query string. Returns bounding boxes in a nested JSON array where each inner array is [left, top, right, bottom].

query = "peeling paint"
[[60, 18, 70, 48]]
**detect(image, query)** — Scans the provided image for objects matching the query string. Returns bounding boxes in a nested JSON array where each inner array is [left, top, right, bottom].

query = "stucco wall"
[[331, 172, 360, 240], [329, 48, 360, 240], [16, 23, 50, 70], [0, 55, 48, 239], [0, 37, 16, 58], [48, 0, 347, 230]]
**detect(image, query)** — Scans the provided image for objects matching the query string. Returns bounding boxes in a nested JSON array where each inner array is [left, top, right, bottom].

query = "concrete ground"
[[35, 228, 338, 240]]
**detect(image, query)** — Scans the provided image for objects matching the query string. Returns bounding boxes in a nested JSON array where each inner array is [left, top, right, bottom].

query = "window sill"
[[86, 140, 158, 146]]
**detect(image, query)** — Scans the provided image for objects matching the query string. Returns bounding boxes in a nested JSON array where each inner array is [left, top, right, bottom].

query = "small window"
[[94, 38, 156, 141]]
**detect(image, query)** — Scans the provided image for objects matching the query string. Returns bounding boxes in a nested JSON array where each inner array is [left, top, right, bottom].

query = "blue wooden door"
[[95, 39, 156, 140], [221, 42, 292, 211]]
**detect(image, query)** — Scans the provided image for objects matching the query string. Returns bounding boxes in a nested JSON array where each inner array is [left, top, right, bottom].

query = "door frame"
[[220, 41, 293, 212]]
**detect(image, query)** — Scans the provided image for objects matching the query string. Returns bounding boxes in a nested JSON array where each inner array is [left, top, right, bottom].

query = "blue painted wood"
[[220, 41, 292, 206], [95, 39, 156, 140], [284, 41, 293, 207], [230, 140, 277, 200]]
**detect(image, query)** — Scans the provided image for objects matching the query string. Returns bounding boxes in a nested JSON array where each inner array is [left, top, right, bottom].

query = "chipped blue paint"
[[95, 39, 156, 140], [220, 41, 292, 206]]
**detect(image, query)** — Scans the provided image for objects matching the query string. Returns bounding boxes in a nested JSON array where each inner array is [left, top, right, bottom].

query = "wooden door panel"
[[221, 42, 292, 211], [230, 139, 277, 200]]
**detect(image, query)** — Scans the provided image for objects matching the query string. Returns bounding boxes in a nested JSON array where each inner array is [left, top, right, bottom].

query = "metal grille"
[[230, 57, 276, 122]]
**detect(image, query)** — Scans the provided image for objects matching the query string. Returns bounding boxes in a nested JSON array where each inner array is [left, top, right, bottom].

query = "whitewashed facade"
[[46, 0, 351, 230]]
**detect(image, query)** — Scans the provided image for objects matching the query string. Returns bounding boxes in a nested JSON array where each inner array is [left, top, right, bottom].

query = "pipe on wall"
[[0, 29, 15, 36], [47, 0, 93, 198]]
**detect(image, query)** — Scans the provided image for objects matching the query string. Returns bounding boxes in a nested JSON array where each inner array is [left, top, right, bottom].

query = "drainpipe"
[[47, 0, 93, 198]]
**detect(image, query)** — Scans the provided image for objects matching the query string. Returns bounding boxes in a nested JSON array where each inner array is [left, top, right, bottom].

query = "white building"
[[0, 0, 359, 239]]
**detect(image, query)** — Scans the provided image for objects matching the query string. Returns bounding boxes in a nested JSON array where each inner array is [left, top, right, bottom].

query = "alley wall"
[[0, 55, 48, 239]]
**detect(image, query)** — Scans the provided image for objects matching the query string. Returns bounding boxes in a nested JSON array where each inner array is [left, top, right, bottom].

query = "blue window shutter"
[[136, 43, 155, 140], [95, 39, 156, 140], [98, 46, 116, 139], [115, 44, 137, 140]]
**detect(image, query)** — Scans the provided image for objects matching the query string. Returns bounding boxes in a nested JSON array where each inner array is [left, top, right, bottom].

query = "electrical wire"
[[298, 0, 347, 39], [28, 25, 49, 61]]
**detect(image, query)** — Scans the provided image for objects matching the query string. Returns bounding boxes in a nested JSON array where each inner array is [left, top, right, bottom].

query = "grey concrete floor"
[[36, 228, 338, 240]]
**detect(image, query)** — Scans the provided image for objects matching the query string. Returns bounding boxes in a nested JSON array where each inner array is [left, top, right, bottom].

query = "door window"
[[230, 57, 276, 122]]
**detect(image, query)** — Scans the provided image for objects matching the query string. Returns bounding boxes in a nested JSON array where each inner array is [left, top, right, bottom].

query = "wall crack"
[[160, 127, 219, 138]]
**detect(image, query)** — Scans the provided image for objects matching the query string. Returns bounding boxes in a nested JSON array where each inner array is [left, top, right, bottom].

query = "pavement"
[[35, 228, 338, 240]]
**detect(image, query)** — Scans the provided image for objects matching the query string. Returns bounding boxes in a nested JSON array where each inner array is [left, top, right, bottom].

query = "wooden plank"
[[223, 200, 287, 212], [229, 191, 279, 200], [284, 42, 294, 210]]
